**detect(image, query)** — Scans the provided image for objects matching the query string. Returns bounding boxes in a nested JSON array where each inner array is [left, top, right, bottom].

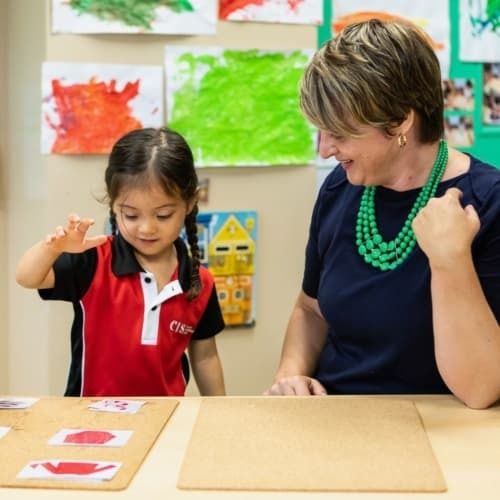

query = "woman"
[[266, 20, 500, 408]]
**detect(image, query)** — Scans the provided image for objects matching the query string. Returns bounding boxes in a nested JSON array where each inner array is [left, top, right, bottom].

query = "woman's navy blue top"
[[303, 156, 500, 394]]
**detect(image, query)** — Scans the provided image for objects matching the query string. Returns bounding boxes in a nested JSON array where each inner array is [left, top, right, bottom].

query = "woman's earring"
[[398, 133, 407, 148]]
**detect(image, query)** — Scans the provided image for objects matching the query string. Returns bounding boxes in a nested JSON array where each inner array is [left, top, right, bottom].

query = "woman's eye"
[[123, 214, 138, 220], [157, 214, 172, 220]]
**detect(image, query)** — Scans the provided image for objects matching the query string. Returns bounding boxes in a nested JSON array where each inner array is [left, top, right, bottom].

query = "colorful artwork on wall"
[[183, 211, 258, 327], [443, 78, 475, 112], [41, 63, 162, 154], [219, 0, 323, 25], [165, 46, 316, 167], [444, 115, 475, 148], [332, 0, 451, 76], [483, 63, 500, 125], [459, 0, 500, 62], [51, 0, 217, 35]]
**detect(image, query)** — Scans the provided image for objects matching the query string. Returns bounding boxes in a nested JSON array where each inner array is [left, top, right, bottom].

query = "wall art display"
[[219, 0, 323, 25], [183, 211, 258, 327], [51, 0, 217, 35], [42, 62, 162, 154], [332, 0, 451, 76], [444, 115, 475, 148], [483, 63, 500, 125], [165, 46, 316, 167], [443, 78, 475, 111], [460, 0, 500, 62]]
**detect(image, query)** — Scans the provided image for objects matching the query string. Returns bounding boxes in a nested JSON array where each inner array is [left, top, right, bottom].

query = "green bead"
[[355, 140, 448, 272]]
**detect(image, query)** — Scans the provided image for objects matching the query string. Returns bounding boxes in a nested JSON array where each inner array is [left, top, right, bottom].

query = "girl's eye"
[[123, 214, 138, 220], [157, 214, 173, 220]]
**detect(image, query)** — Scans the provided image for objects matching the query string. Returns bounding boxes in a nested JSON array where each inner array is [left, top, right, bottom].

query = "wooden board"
[[178, 397, 446, 492], [0, 397, 178, 490]]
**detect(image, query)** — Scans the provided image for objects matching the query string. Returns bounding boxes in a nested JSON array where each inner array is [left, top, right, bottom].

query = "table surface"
[[0, 395, 499, 499]]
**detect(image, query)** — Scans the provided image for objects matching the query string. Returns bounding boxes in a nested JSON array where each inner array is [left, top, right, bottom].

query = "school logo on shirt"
[[169, 320, 195, 335]]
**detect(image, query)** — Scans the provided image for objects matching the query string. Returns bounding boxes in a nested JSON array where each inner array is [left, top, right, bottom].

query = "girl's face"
[[112, 182, 194, 262], [318, 125, 402, 188]]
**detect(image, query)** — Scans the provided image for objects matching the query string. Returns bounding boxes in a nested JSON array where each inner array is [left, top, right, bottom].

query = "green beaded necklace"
[[355, 140, 448, 271]]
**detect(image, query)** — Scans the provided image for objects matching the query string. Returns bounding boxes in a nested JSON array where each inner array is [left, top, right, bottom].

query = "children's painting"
[[182, 211, 257, 327], [460, 0, 500, 62], [443, 79, 475, 111], [51, 0, 217, 35], [42, 63, 162, 155], [483, 63, 500, 124], [444, 115, 475, 148], [332, 0, 451, 76], [165, 46, 316, 167], [219, 0, 323, 25]]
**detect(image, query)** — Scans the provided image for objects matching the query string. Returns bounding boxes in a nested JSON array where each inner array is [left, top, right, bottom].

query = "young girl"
[[16, 127, 226, 397]]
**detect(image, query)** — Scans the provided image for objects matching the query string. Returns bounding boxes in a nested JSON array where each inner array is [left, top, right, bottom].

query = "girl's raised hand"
[[45, 214, 108, 254]]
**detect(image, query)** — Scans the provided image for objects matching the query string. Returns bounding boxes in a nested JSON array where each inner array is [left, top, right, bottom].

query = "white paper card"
[[87, 399, 145, 414], [17, 460, 122, 481], [49, 428, 133, 447]]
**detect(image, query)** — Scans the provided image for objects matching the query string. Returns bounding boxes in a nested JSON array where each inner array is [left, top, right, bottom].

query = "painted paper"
[[182, 211, 257, 327], [460, 0, 500, 62], [332, 0, 451, 76], [483, 63, 500, 124], [42, 63, 162, 155], [443, 79, 475, 111], [166, 46, 316, 167], [51, 0, 217, 35], [444, 115, 475, 148], [220, 0, 323, 25]]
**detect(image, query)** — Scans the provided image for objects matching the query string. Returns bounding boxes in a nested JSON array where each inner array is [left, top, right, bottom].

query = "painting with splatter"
[[41, 63, 162, 155], [51, 0, 217, 35], [165, 46, 316, 167], [219, 0, 323, 25], [460, 0, 500, 62], [333, 0, 451, 76]]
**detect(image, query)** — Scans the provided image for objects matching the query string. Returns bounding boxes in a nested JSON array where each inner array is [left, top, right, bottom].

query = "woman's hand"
[[264, 375, 327, 396], [413, 188, 480, 269], [46, 214, 107, 254]]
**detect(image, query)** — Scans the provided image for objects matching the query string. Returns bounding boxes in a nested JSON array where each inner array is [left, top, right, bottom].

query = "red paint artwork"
[[32, 461, 116, 475], [220, 0, 304, 19], [63, 430, 115, 445], [45, 78, 142, 154]]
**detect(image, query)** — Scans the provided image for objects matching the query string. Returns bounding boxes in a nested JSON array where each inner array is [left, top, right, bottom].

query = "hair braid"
[[109, 210, 118, 235], [184, 204, 202, 300]]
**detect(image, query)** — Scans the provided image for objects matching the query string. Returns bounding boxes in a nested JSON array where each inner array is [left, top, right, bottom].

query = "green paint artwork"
[[69, 0, 193, 30], [167, 48, 316, 167]]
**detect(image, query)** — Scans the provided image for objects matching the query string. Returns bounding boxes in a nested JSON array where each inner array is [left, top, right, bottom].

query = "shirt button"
[[145, 277, 152, 283], [151, 306, 158, 311]]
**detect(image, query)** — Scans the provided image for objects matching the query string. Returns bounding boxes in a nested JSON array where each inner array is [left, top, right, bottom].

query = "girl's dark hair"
[[106, 127, 201, 300]]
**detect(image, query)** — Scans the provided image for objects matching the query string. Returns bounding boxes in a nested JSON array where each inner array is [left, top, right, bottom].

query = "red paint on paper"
[[35, 461, 115, 475], [220, 0, 304, 19], [63, 430, 115, 445], [46, 78, 142, 154]]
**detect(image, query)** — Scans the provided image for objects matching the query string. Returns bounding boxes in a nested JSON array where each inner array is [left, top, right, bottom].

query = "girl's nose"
[[139, 218, 157, 234], [318, 132, 339, 159]]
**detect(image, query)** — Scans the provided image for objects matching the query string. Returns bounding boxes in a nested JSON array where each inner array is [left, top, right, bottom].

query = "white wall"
[[0, 0, 8, 393], [4, 0, 317, 396]]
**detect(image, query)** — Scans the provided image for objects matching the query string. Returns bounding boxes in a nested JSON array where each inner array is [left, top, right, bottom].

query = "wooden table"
[[0, 395, 499, 499]]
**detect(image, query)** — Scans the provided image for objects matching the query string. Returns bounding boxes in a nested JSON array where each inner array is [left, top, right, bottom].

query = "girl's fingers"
[[76, 218, 95, 233], [67, 214, 81, 230]]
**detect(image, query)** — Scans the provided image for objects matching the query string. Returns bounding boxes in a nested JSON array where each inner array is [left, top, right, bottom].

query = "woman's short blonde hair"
[[300, 19, 444, 143]]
